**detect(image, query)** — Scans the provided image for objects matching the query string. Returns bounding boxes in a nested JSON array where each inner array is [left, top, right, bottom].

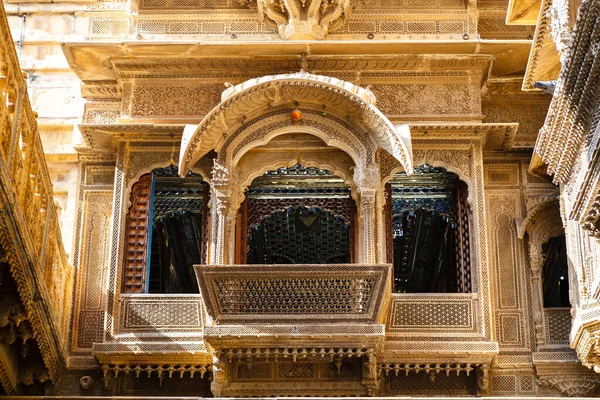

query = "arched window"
[[542, 234, 570, 308], [389, 163, 472, 293], [243, 164, 354, 264], [122, 166, 207, 293]]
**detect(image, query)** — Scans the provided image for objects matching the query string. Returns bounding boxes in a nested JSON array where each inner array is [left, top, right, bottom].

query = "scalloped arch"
[[178, 72, 412, 177]]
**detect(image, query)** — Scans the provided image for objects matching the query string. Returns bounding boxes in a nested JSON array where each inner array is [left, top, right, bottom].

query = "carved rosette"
[[243, 0, 353, 39]]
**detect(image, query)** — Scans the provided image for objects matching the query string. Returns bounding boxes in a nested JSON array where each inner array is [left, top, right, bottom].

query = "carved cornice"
[[410, 123, 518, 151], [62, 41, 527, 82], [107, 55, 492, 81], [484, 78, 528, 93], [81, 81, 122, 99], [506, 0, 542, 24], [523, 0, 561, 90], [383, 341, 499, 358], [79, 124, 185, 151], [92, 352, 213, 388]]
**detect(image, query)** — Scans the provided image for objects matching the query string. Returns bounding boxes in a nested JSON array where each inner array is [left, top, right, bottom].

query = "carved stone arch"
[[124, 163, 208, 211], [518, 199, 562, 240], [411, 152, 474, 206], [382, 160, 471, 187], [178, 73, 412, 265], [225, 115, 369, 170], [518, 199, 565, 347], [178, 72, 412, 177], [519, 202, 565, 281]]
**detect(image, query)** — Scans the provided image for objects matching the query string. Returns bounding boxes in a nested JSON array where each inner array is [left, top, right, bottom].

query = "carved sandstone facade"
[[0, 0, 598, 398]]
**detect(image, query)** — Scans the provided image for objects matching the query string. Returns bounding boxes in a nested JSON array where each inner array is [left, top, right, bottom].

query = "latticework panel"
[[334, 17, 472, 36], [247, 197, 352, 229], [359, 0, 465, 8], [478, 15, 535, 39], [139, 0, 246, 9], [233, 360, 362, 382], [247, 205, 351, 264], [544, 308, 572, 346], [89, 18, 129, 36], [388, 294, 477, 332], [136, 18, 271, 35], [491, 375, 516, 393], [278, 362, 315, 379], [122, 174, 152, 293], [117, 374, 211, 396], [386, 371, 476, 396], [119, 295, 203, 333], [214, 276, 375, 314], [196, 264, 390, 324], [236, 362, 274, 380], [490, 373, 538, 396]]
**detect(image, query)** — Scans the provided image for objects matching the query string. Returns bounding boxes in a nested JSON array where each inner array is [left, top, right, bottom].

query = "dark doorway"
[[542, 234, 570, 308]]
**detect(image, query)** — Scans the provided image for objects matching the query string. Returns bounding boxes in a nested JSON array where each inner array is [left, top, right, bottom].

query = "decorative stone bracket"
[[239, 0, 355, 39]]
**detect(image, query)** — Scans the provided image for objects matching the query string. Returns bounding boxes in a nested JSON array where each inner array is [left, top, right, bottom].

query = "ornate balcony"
[[196, 263, 392, 325], [0, 2, 73, 394], [196, 263, 390, 353]]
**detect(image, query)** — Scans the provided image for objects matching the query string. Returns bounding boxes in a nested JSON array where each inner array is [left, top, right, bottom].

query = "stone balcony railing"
[[0, 1, 72, 390], [195, 264, 392, 325]]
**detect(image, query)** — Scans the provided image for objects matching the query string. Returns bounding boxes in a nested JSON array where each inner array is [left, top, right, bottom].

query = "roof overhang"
[[506, 0, 542, 24]]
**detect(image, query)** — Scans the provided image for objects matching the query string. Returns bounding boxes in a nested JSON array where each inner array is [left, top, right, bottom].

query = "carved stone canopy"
[[240, 0, 355, 40], [178, 72, 413, 176]]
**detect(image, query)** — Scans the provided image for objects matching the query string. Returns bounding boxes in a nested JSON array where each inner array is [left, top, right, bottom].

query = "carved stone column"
[[529, 245, 547, 347], [354, 164, 380, 264], [209, 160, 238, 265], [375, 186, 388, 264]]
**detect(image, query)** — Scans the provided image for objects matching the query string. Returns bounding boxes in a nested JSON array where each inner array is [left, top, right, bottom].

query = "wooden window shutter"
[[454, 180, 472, 293], [122, 173, 153, 293]]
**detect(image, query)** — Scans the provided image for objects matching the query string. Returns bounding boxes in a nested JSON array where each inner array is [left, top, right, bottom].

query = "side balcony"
[[0, 2, 73, 394]]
